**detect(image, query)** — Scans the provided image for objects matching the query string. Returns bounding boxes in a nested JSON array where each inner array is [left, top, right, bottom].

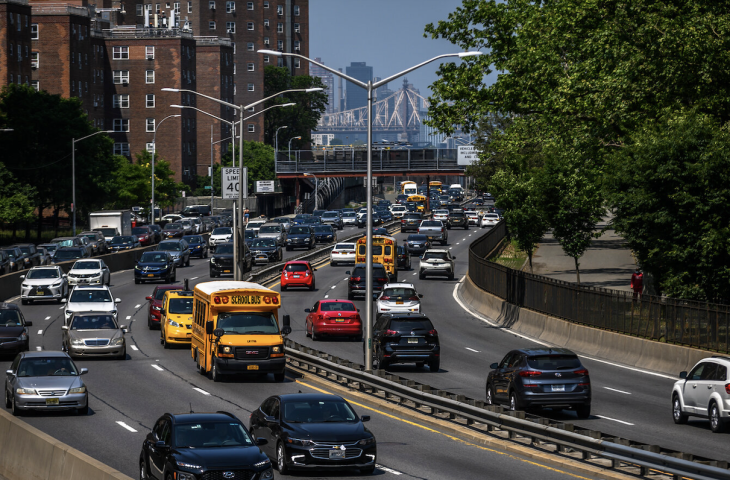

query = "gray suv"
[[672, 356, 730, 433], [418, 249, 456, 280], [321, 211, 344, 230]]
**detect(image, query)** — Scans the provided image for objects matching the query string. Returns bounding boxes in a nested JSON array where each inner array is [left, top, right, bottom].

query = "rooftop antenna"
[[184, 278, 189, 291], [189, 402, 194, 414]]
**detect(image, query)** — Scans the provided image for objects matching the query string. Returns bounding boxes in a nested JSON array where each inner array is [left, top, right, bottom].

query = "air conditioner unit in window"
[[227, 29, 232, 33], [146, 54, 154, 60], [31, 63, 37, 69], [210, 5, 215, 9]]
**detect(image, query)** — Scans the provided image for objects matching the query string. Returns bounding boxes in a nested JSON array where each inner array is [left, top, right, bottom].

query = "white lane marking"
[[126, 316, 131, 320], [193, 387, 211, 396], [324, 295, 329, 299], [59, 306, 65, 310], [469, 234, 472, 237], [116, 421, 138, 433], [190, 276, 199, 280], [37, 330, 43, 335], [344, 277, 349, 280], [377, 465, 402, 476], [331, 285, 336, 289], [603, 386, 631, 395], [151, 364, 164, 371], [412, 272, 417, 276], [131, 345, 139, 351], [35, 346, 42, 351], [449, 247, 453, 250], [401, 279, 407, 283], [465, 347, 479, 353], [456, 243, 460, 245], [451, 279, 676, 380], [595, 415, 634, 426], [134, 304, 141, 308], [44, 316, 50, 320]]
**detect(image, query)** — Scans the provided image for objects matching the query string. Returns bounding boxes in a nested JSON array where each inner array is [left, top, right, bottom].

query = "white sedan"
[[67, 259, 110, 286], [432, 210, 449, 223], [465, 210, 480, 225], [330, 243, 356, 266], [376, 283, 423, 315], [481, 213, 501, 228]]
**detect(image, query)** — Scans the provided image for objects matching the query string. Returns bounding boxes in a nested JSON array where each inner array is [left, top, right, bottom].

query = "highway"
[[2, 223, 726, 479]]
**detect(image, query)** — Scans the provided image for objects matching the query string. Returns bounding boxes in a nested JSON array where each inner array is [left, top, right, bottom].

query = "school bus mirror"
[[213, 327, 224, 338], [282, 314, 291, 327], [206, 320, 214, 335]]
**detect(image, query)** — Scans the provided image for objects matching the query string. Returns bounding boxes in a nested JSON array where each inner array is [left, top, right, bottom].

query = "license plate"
[[335, 319, 345, 322], [147, 274, 154, 277], [329, 449, 346, 459], [396, 301, 404, 305], [552, 385, 565, 392], [45, 398, 59, 406], [223, 269, 231, 273], [408, 337, 418, 344], [34, 289, 45, 296], [428, 237, 435, 240], [293, 275, 300, 278], [247, 365, 259, 370]]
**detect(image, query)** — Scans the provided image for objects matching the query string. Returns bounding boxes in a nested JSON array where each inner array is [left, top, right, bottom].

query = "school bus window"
[[217, 311, 279, 334]]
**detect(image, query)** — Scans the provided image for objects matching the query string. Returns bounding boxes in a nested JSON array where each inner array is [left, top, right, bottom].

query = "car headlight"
[[16, 388, 36, 395], [271, 345, 283, 354], [286, 238, 292, 243], [16, 332, 27, 341], [286, 437, 313, 446], [358, 437, 376, 446], [135, 265, 141, 270], [112, 337, 124, 346], [69, 386, 86, 394], [152, 306, 161, 311], [65, 310, 74, 316], [260, 467, 274, 479], [21, 283, 29, 289], [169, 319, 182, 327], [221, 346, 232, 353], [71, 338, 85, 345], [176, 461, 202, 470], [210, 258, 217, 265], [52, 280, 63, 286]]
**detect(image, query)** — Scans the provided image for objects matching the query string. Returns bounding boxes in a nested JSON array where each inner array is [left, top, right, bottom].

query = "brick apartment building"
[[0, 0, 308, 184]]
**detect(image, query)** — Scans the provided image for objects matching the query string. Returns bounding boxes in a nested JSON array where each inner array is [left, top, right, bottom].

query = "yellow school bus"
[[190, 281, 291, 382], [429, 181, 443, 193], [356, 235, 398, 281], [407, 194, 427, 212]]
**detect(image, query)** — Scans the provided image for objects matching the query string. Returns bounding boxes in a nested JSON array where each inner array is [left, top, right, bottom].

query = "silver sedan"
[[62, 313, 127, 360], [20, 266, 69, 304]]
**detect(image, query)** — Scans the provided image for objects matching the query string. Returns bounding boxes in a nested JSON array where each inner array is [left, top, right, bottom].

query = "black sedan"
[[485, 348, 591, 418], [405, 234, 431, 256], [356, 214, 382, 228], [109, 235, 140, 252], [371, 227, 388, 236], [249, 393, 376, 474], [182, 234, 208, 258], [0, 303, 31, 354], [134, 251, 176, 284], [286, 226, 315, 251], [312, 225, 337, 243], [140, 412, 274, 480], [161, 222, 185, 239], [250, 238, 283, 264]]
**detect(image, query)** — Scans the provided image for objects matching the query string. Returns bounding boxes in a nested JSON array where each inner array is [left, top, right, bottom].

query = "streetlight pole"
[[258, 49, 483, 372], [151, 114, 181, 224], [288, 135, 301, 162], [163, 86, 315, 280], [72, 130, 114, 235], [303, 172, 318, 211], [274, 125, 288, 171]]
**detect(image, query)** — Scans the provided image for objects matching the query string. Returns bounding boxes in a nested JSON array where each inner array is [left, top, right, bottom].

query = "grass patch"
[[489, 239, 528, 271]]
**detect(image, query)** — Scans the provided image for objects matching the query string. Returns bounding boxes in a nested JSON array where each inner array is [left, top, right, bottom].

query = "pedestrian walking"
[[631, 269, 644, 299]]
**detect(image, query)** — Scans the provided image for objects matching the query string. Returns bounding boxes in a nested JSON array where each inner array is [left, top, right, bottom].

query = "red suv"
[[281, 261, 316, 291], [145, 284, 183, 328]]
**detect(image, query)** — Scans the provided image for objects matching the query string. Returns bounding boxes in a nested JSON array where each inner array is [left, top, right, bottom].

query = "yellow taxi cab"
[[160, 290, 194, 348]]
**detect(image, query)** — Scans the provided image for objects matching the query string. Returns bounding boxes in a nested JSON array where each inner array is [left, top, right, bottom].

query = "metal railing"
[[468, 222, 730, 354]]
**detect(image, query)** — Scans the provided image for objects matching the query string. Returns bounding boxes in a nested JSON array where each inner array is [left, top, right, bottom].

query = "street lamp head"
[[294, 136, 302, 140], [280, 103, 296, 107], [303, 172, 314, 177], [257, 49, 283, 56], [161, 88, 180, 92], [170, 104, 185, 109], [458, 51, 483, 58], [305, 88, 324, 93]]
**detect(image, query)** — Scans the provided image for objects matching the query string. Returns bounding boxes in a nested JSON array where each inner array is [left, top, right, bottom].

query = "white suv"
[[672, 356, 730, 433], [376, 283, 423, 316], [63, 285, 121, 326]]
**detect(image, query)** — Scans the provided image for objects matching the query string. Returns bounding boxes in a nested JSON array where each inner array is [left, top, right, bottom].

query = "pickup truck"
[[418, 220, 448, 246]]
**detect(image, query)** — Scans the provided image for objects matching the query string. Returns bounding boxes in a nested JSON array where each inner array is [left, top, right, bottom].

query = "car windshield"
[[252, 239, 277, 248], [80, 234, 98, 240], [215, 245, 233, 254], [141, 252, 168, 263], [244, 230, 256, 239], [390, 319, 434, 331], [342, 213, 356, 218], [404, 214, 421, 219], [168, 298, 193, 314], [335, 244, 354, 250], [248, 222, 266, 229], [440, 196, 450, 200], [259, 226, 280, 233], [212, 228, 231, 235], [216, 312, 279, 335], [17, 357, 79, 377], [383, 288, 416, 299], [17, 246, 30, 255], [183, 236, 203, 244], [0, 310, 22, 326], [155, 288, 179, 300], [97, 228, 117, 237], [54, 249, 83, 260], [322, 213, 338, 219], [526, 354, 582, 370], [166, 223, 182, 230], [132, 228, 149, 235], [451, 212, 465, 217], [158, 243, 181, 252], [407, 235, 427, 241], [112, 236, 135, 244], [421, 221, 441, 227], [423, 252, 448, 261], [26, 269, 60, 279], [484, 214, 499, 219], [73, 261, 100, 270], [71, 315, 117, 330], [69, 289, 112, 303], [175, 421, 253, 448], [283, 398, 357, 423], [54, 239, 76, 247], [289, 227, 310, 235], [434, 210, 448, 215], [320, 302, 356, 312], [313, 226, 332, 233], [41, 244, 58, 253]]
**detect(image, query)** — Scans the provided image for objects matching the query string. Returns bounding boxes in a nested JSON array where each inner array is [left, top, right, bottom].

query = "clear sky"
[[309, 0, 471, 102]]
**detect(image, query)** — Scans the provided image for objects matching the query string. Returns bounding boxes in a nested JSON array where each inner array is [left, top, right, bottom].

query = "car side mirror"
[[281, 314, 292, 335], [62, 274, 68, 278], [263, 415, 276, 423], [60, 299, 67, 304], [345, 271, 351, 275], [62, 325, 68, 331], [155, 440, 168, 449], [418, 294, 424, 298], [304, 308, 311, 313], [361, 415, 370, 422], [120, 325, 127, 331], [80, 368, 88, 375], [19, 275, 25, 280], [115, 298, 121, 303], [206, 321, 214, 335], [256, 437, 268, 446], [6, 370, 14, 376], [679, 371, 687, 379], [452, 256, 456, 259], [25, 321, 32, 327], [490, 363, 499, 369]]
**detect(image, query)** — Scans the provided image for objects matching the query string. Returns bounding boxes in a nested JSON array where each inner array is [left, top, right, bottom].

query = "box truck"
[[89, 210, 132, 243]]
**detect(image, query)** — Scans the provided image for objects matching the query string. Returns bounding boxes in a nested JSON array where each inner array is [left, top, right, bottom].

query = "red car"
[[305, 299, 362, 341], [280, 260, 316, 291], [132, 225, 155, 246], [145, 284, 183, 328]]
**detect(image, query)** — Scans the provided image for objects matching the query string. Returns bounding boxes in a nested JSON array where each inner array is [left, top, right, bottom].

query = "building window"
[[174, 2, 180, 13], [247, 83, 254, 92], [277, 40, 283, 50], [146, 46, 155, 59], [263, 0, 269, 7], [247, 42, 254, 51], [31, 80, 39, 91], [113, 119, 130, 132], [113, 70, 130, 84], [294, 23, 300, 33], [113, 94, 130, 108], [229, 1, 237, 12], [78, 53, 82, 69], [209, 21, 216, 30], [146, 94, 155, 108], [247, 22, 254, 30], [146, 70, 155, 83], [276, 4, 283, 15], [85, 82, 88, 93], [294, 5, 299, 15], [248, 123, 255, 133], [294, 58, 300, 68], [209, 0, 215, 9], [264, 36, 269, 45], [31, 52, 39, 69], [113, 143, 130, 156], [146, 118, 155, 132], [137, 4, 144, 15], [226, 22, 235, 33], [188, 1, 192, 12], [294, 40, 300, 51], [277, 22, 283, 33], [264, 18, 269, 27], [264, 55, 269, 63], [31, 24, 38, 39], [113, 46, 129, 60], [247, 62, 254, 72]]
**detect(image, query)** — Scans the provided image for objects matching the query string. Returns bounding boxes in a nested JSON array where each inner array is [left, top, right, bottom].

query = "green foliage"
[[0, 163, 36, 225], [110, 151, 184, 209], [221, 140, 276, 193]]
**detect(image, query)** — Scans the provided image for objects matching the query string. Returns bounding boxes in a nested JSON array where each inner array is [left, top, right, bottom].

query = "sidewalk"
[[530, 220, 636, 292]]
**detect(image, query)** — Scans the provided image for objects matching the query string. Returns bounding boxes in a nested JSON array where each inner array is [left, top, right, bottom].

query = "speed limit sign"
[[221, 167, 248, 199]]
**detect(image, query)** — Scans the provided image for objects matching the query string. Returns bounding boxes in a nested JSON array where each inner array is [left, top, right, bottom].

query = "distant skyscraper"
[[310, 57, 335, 114], [345, 62, 373, 110]]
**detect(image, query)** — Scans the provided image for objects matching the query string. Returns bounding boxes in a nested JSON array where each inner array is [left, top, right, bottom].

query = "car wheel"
[[449, 273, 455, 281], [305, 324, 311, 338], [210, 360, 221, 382], [311, 328, 319, 342], [419, 272, 425, 280], [415, 361, 425, 369], [428, 358, 440, 372], [196, 352, 206, 375], [77, 397, 89, 415], [185, 257, 190, 267], [277, 442, 289, 474], [162, 334, 168, 349], [210, 271, 217, 278], [575, 404, 591, 419], [286, 246, 291, 251], [509, 391, 521, 412], [172, 272, 177, 282], [361, 465, 376, 474], [21, 299, 27, 305], [309, 281, 315, 291], [347, 292, 354, 300], [134, 278, 140, 284], [710, 402, 725, 433], [4, 388, 10, 408], [485, 384, 495, 405], [672, 395, 688, 424], [10, 394, 20, 416], [203, 250, 208, 258], [281, 285, 287, 291], [140, 457, 149, 480], [331, 261, 337, 267]]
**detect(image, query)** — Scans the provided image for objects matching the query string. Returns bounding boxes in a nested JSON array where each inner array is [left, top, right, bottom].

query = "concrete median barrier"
[[460, 276, 712, 376], [0, 407, 131, 480]]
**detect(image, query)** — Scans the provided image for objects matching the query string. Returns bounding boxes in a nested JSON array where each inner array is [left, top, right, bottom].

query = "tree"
[[263, 66, 328, 148], [220, 140, 276, 193], [109, 151, 185, 209], [0, 163, 36, 227]]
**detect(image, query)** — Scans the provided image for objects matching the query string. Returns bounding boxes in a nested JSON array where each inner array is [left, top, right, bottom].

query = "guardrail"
[[283, 340, 730, 480]]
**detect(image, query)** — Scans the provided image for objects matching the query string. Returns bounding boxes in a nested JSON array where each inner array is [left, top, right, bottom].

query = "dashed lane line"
[[603, 387, 631, 395], [151, 364, 164, 371], [134, 304, 141, 308], [126, 316, 131, 320], [376, 465, 403, 476], [193, 387, 211, 396], [44, 316, 50, 320], [37, 330, 43, 335], [595, 415, 634, 426], [131, 345, 139, 351], [116, 421, 138, 433], [465, 347, 479, 353]]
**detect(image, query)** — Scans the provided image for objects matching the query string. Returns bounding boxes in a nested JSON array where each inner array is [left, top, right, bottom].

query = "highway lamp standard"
[[163, 85, 318, 280], [288, 135, 301, 163], [303, 172, 318, 211], [150, 115, 182, 224], [274, 125, 288, 171], [258, 49, 483, 371], [72, 130, 114, 235]]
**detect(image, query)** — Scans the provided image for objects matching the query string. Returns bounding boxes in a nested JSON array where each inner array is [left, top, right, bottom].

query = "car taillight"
[[428, 329, 438, 336], [377, 277, 388, 283], [380, 296, 390, 301], [271, 296, 279, 305], [401, 219, 405, 223], [409, 296, 420, 301], [305, 271, 310, 276], [574, 369, 589, 376], [725, 383, 730, 394], [518, 370, 541, 377], [350, 277, 361, 282], [264, 296, 271, 304], [384, 329, 398, 336]]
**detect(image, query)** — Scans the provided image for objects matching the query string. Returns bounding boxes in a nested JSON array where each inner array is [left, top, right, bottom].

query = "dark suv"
[[346, 263, 389, 300], [485, 348, 591, 418], [449, 209, 469, 230], [13, 244, 42, 269], [209, 242, 251, 277], [372, 313, 440, 371], [0, 303, 32, 354], [400, 213, 423, 232]]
